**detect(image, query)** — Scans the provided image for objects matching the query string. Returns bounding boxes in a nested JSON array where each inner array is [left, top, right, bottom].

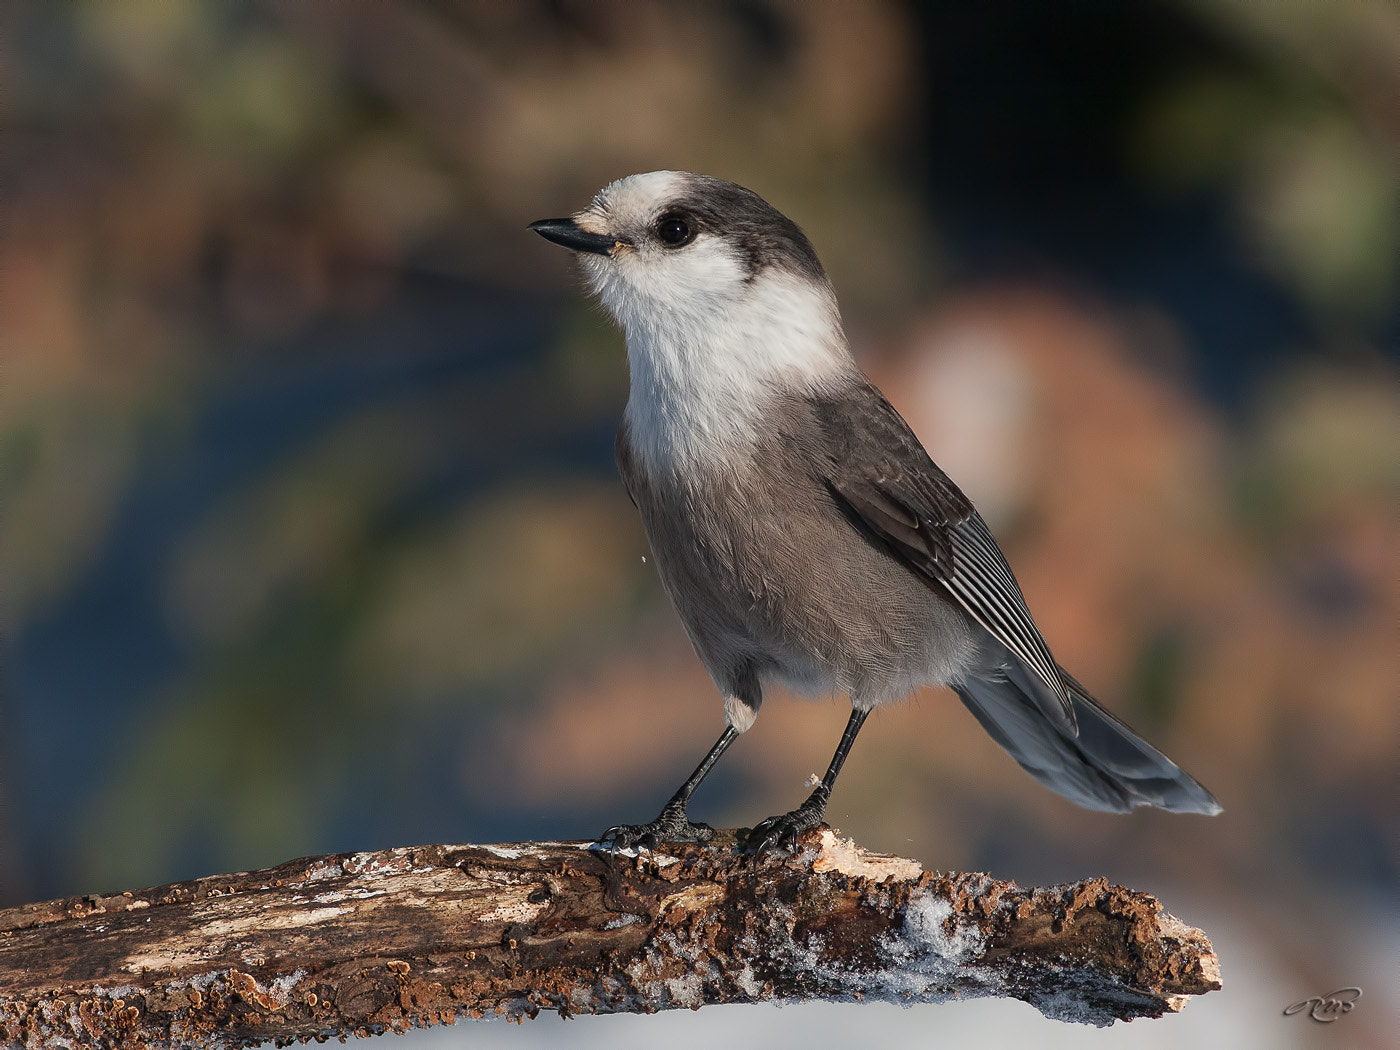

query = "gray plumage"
[[529, 170, 1220, 850], [619, 376, 1216, 815]]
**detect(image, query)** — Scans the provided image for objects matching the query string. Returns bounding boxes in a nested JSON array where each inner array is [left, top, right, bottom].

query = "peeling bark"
[[0, 828, 1219, 1047]]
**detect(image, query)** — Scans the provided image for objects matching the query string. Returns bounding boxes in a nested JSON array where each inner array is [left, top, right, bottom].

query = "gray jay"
[[529, 171, 1220, 853]]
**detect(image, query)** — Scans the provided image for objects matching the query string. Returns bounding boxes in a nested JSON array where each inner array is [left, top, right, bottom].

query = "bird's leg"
[[748, 707, 870, 855], [600, 726, 739, 849]]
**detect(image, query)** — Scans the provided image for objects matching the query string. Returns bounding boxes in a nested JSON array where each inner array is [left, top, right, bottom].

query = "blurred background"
[[1, 1, 1396, 1046]]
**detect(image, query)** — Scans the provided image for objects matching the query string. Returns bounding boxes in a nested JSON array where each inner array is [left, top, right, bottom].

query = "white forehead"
[[581, 170, 690, 228]]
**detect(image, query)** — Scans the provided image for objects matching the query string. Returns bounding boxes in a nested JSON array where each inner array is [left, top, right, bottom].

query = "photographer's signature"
[[1283, 987, 1361, 1023]]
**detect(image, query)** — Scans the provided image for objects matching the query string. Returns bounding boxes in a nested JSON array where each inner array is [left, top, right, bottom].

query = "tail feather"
[[954, 655, 1221, 815]]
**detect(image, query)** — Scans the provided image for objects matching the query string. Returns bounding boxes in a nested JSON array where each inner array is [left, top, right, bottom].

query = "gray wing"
[[813, 382, 1077, 733]]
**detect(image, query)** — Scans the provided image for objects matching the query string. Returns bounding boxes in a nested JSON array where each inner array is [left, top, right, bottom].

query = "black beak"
[[528, 218, 622, 256]]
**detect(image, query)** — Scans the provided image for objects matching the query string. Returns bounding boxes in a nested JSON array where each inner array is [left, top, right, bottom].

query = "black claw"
[[598, 805, 715, 849], [598, 825, 647, 850], [745, 794, 827, 856]]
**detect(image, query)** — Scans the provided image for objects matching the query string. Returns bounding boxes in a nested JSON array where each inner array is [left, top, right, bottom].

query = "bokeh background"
[[1, 2, 1396, 1047]]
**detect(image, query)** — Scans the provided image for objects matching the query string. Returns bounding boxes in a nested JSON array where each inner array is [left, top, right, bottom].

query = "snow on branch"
[[0, 828, 1219, 1047]]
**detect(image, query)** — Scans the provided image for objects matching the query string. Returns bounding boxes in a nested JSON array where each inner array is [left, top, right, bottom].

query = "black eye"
[[655, 212, 695, 248]]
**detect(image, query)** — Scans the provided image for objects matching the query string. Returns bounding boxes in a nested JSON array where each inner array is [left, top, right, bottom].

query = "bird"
[[528, 171, 1220, 854]]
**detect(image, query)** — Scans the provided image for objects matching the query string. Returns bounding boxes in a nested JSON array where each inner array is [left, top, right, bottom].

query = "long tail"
[[954, 640, 1221, 815]]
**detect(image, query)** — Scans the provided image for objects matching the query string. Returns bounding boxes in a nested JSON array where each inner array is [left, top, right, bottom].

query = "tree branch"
[[0, 828, 1219, 1047]]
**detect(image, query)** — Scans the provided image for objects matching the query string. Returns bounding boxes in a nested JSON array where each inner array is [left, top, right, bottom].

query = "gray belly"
[[632, 453, 978, 707]]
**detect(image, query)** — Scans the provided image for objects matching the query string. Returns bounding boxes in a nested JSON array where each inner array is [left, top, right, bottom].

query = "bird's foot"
[[599, 802, 715, 850], [745, 789, 828, 856]]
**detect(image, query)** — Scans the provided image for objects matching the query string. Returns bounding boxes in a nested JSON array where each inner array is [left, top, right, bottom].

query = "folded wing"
[[814, 381, 1220, 815], [815, 383, 1075, 732]]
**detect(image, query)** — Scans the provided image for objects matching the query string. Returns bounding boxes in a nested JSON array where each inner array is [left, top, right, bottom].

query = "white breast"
[[610, 270, 852, 471]]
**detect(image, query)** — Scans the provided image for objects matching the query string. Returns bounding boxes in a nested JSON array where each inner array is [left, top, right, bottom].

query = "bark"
[[0, 828, 1220, 1048]]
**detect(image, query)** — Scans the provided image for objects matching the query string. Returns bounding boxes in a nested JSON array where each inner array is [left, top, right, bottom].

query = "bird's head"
[[530, 171, 848, 384]]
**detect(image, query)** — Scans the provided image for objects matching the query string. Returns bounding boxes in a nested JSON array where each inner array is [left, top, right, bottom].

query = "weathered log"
[[0, 828, 1219, 1048]]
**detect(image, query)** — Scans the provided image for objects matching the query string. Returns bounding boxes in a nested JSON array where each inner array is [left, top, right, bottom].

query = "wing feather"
[[815, 382, 1076, 731]]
